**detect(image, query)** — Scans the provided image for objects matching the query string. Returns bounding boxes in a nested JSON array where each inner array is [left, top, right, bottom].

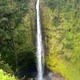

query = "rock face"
[[44, 72, 64, 80]]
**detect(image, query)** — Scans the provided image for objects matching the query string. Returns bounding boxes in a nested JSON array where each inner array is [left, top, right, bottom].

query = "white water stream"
[[36, 0, 44, 80]]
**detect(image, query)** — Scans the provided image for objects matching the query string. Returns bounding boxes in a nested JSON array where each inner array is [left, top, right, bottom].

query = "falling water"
[[36, 0, 44, 80]]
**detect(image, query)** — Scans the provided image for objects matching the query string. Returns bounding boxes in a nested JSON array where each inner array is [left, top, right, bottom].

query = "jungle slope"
[[40, 0, 80, 80], [0, 0, 36, 79]]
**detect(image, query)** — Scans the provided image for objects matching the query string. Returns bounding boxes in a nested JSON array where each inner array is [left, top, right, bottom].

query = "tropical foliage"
[[0, 0, 36, 79], [0, 69, 17, 80], [0, 0, 80, 80], [40, 0, 80, 80]]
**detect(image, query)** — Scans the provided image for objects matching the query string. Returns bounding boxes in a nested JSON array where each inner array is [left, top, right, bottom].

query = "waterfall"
[[36, 0, 44, 80]]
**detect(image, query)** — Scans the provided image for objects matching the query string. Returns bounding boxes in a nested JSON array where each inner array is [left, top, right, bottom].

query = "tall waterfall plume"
[[36, 0, 44, 80]]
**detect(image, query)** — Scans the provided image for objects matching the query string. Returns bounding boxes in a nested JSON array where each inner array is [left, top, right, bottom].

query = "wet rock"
[[44, 72, 65, 80]]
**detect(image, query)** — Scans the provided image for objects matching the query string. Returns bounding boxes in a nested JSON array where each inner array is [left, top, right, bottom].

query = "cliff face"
[[40, 0, 80, 80]]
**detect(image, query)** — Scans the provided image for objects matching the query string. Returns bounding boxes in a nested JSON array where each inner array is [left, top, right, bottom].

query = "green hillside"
[[0, 0, 80, 80], [0, 0, 36, 79], [40, 0, 80, 80]]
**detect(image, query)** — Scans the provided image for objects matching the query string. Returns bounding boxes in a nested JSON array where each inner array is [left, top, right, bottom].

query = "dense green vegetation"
[[0, 0, 36, 79], [1, 0, 80, 80], [0, 69, 17, 80], [40, 0, 80, 80]]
